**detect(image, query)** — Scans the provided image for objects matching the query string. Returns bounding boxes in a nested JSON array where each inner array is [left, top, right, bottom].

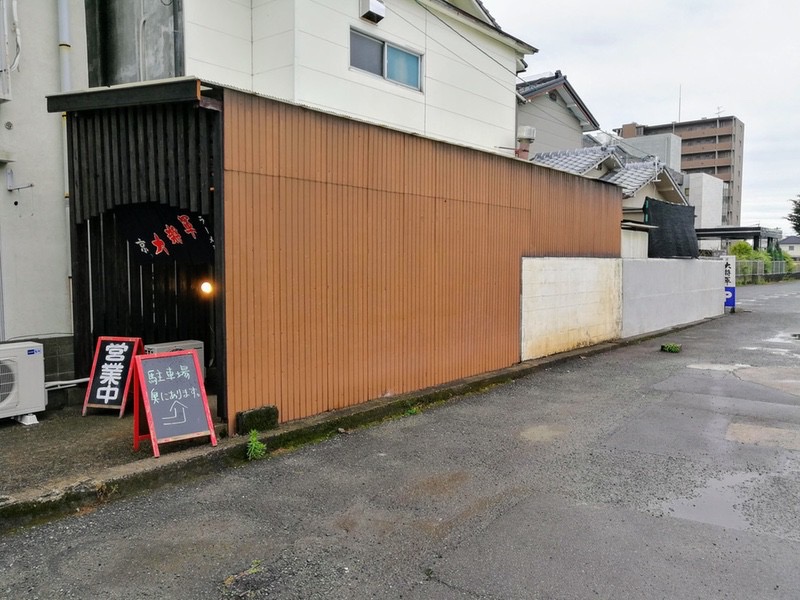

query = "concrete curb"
[[0, 317, 719, 534]]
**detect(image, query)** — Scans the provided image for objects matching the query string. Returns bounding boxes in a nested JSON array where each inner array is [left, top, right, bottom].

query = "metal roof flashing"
[[46, 77, 222, 113]]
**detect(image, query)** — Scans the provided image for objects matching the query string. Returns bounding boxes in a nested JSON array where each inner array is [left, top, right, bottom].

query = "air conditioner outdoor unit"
[[144, 340, 205, 377], [0, 341, 47, 424]]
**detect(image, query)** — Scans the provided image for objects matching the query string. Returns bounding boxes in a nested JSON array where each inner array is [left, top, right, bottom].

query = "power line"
[[385, 3, 525, 102]]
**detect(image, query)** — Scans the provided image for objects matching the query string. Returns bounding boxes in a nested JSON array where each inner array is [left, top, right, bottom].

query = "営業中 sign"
[[83, 336, 143, 417]]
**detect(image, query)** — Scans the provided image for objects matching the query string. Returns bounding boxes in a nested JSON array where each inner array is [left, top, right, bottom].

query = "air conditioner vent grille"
[[0, 360, 16, 403]]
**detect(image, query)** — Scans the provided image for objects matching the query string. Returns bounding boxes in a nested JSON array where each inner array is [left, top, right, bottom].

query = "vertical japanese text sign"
[[133, 350, 217, 458], [723, 255, 736, 310], [83, 337, 144, 417]]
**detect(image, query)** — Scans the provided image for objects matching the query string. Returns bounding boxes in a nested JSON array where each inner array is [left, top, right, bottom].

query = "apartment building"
[[616, 116, 744, 226]]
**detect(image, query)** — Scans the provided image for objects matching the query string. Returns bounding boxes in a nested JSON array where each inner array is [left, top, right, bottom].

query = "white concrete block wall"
[[521, 258, 622, 360], [521, 258, 725, 361], [621, 259, 724, 338]]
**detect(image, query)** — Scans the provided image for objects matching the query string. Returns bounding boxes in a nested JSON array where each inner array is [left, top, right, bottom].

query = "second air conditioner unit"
[[144, 340, 205, 377], [359, 0, 385, 23], [0, 341, 47, 422]]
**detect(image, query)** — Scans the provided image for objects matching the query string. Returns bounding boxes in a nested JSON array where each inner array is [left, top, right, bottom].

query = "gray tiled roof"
[[600, 159, 660, 197], [780, 235, 800, 244], [531, 146, 618, 175]]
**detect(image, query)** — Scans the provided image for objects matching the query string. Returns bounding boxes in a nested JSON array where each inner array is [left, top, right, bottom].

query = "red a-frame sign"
[[82, 336, 144, 417]]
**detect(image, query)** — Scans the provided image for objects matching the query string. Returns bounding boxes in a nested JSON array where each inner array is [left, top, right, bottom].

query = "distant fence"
[[736, 260, 799, 284]]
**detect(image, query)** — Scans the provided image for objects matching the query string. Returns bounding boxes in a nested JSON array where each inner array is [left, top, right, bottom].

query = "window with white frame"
[[350, 29, 421, 90]]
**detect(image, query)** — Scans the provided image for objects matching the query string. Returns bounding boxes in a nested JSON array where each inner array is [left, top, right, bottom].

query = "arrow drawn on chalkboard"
[[163, 401, 188, 426]]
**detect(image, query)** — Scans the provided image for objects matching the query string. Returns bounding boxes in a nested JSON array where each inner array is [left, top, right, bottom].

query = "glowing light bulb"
[[200, 281, 213, 295]]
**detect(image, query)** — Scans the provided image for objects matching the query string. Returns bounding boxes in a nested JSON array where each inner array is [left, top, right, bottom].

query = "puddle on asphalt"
[[764, 332, 798, 344], [727, 422, 800, 451], [687, 363, 751, 372], [665, 472, 757, 530], [519, 424, 565, 442]]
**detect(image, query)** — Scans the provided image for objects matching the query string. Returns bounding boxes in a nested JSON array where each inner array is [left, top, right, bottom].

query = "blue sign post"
[[723, 256, 736, 312]]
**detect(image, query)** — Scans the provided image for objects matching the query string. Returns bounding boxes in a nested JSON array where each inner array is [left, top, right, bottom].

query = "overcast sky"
[[486, 1, 800, 236]]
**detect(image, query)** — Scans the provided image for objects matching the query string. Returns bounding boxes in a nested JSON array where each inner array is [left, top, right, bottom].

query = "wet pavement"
[[0, 395, 221, 499], [1, 281, 799, 598]]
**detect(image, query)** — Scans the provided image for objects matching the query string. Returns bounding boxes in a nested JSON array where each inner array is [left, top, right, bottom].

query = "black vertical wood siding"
[[66, 103, 221, 386], [67, 103, 217, 223]]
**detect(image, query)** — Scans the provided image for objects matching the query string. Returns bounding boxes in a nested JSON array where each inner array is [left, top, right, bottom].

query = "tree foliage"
[[729, 240, 794, 275], [789, 194, 800, 234]]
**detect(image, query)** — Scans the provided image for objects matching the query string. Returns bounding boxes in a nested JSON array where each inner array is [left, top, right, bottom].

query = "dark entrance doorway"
[[49, 80, 226, 419]]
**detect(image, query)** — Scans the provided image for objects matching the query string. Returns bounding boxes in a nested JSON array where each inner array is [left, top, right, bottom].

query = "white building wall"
[[516, 94, 583, 153], [521, 258, 622, 360], [620, 133, 681, 169], [621, 259, 724, 338], [0, 0, 88, 341], [685, 173, 723, 252], [183, 0, 523, 153], [252, 0, 296, 99], [621, 230, 648, 258], [685, 172, 723, 228], [183, 0, 253, 91]]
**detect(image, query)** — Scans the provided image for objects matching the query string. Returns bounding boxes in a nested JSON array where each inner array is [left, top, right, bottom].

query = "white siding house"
[[182, 0, 536, 153], [516, 71, 599, 154]]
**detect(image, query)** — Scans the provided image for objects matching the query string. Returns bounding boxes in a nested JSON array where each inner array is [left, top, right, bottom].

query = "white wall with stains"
[[521, 257, 725, 361], [621, 259, 724, 338], [521, 258, 622, 361]]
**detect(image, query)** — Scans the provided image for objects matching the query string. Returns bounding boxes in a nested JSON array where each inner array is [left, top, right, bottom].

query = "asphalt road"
[[2, 281, 800, 599]]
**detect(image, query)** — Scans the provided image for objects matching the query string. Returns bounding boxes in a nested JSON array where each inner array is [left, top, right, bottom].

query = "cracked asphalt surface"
[[2, 280, 800, 599]]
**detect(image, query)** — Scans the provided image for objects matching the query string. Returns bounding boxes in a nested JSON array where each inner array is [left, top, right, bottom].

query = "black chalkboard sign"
[[132, 349, 217, 457], [83, 337, 143, 417]]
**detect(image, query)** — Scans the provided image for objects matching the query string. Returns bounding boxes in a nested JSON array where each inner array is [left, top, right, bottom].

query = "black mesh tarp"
[[644, 197, 699, 258]]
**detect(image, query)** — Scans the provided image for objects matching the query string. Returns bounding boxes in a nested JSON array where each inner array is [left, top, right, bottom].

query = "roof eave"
[[419, 0, 538, 56], [517, 76, 600, 131]]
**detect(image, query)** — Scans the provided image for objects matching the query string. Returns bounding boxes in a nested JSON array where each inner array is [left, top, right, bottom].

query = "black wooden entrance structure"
[[48, 79, 226, 418]]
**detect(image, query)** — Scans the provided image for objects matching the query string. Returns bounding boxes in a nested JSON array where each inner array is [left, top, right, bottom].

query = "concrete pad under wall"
[[521, 258, 622, 360], [621, 258, 724, 338]]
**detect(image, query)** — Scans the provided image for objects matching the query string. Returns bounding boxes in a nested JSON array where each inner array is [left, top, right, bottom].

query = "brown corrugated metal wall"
[[222, 90, 621, 431]]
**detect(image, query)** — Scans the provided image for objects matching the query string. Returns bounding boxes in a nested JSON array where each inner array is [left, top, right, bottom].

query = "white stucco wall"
[[521, 258, 622, 360], [516, 93, 584, 153], [0, 0, 88, 341], [621, 259, 724, 338], [183, 0, 525, 154]]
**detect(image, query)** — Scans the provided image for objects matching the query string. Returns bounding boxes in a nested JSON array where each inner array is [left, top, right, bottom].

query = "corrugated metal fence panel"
[[222, 90, 621, 430]]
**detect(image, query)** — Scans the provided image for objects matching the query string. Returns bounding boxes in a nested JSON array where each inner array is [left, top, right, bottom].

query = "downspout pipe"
[[57, 0, 71, 91], [57, 0, 73, 328]]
